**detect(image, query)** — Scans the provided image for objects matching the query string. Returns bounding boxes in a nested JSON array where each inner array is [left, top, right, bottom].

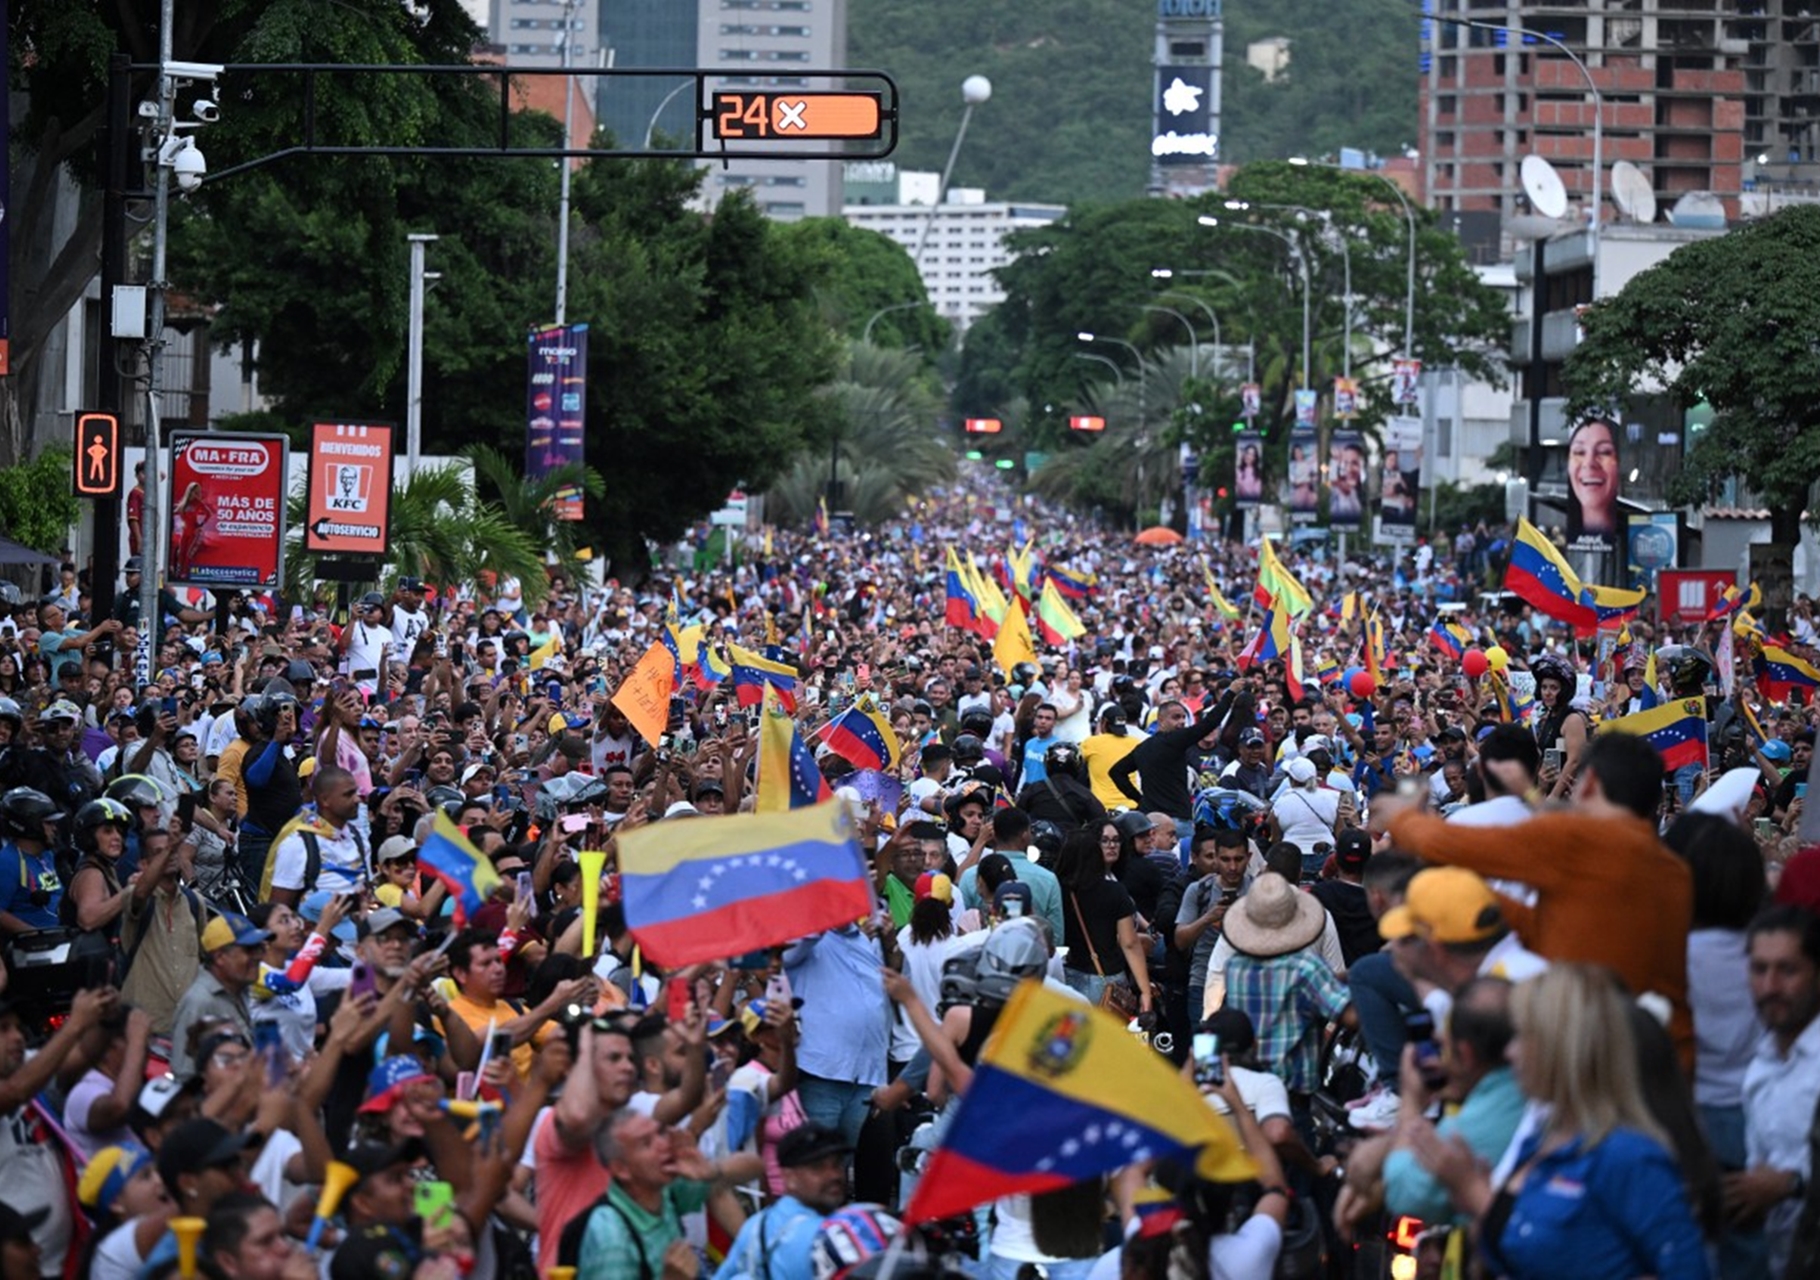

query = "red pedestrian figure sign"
[[73, 412, 122, 498]]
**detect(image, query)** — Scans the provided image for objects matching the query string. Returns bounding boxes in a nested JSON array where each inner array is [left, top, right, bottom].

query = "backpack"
[[555, 1194, 651, 1279]]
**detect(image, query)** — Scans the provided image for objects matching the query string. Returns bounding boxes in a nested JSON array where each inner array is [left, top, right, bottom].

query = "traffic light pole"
[[92, 52, 132, 626]]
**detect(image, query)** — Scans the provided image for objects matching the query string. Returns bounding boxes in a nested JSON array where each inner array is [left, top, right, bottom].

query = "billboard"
[[304, 422, 395, 557], [1151, 64, 1216, 165], [1378, 416, 1424, 540], [1563, 415, 1621, 555], [1286, 427, 1319, 521], [525, 322, 589, 522], [1657, 570, 1737, 626], [1328, 429, 1364, 528], [1233, 430, 1264, 508], [167, 433, 288, 589]]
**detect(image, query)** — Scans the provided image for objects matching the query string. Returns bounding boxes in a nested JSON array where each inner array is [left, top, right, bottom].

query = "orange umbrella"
[[1133, 526, 1184, 546]]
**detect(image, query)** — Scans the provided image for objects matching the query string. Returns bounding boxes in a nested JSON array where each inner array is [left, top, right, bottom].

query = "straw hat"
[[1221, 872, 1325, 958]]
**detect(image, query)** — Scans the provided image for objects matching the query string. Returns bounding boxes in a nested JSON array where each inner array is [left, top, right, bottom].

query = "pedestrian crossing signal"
[[74, 412, 123, 498]]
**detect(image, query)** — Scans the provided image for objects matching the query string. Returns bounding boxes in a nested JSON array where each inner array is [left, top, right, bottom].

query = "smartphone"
[[291, 605, 304, 625], [561, 813, 590, 833], [414, 1180, 455, 1232], [1542, 747, 1565, 772], [1798, 783, 1810, 800], [1756, 818, 1780, 840], [714, 704, 729, 729], [349, 961, 377, 1002], [161, 696, 178, 717], [856, 662, 871, 687], [515, 870, 535, 906], [546, 681, 563, 703], [1192, 1031, 1223, 1087], [403, 769, 423, 788], [666, 976, 692, 1022], [488, 1031, 514, 1064], [1405, 1010, 1446, 1090], [765, 971, 798, 1011], [494, 784, 511, 804], [667, 695, 687, 726]]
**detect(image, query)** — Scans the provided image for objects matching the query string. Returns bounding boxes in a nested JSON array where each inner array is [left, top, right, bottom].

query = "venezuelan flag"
[[969, 552, 1009, 637], [1238, 607, 1293, 670], [902, 979, 1255, 1224], [945, 548, 982, 632], [1254, 538, 1314, 617], [616, 800, 871, 968], [822, 700, 901, 772], [417, 811, 502, 924], [1048, 563, 1095, 600], [1428, 619, 1471, 661], [1597, 697, 1709, 771], [757, 688, 832, 812], [1035, 579, 1087, 647], [698, 642, 730, 686], [1285, 632, 1307, 703], [1505, 518, 1645, 636], [727, 643, 800, 712], [1755, 645, 1820, 700], [1705, 581, 1763, 624]]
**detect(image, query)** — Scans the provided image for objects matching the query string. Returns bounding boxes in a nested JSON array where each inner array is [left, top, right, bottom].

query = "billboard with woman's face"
[[1565, 416, 1621, 553], [1234, 431, 1264, 508]]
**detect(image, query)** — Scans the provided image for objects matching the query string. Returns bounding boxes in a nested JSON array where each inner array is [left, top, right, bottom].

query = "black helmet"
[[958, 710, 994, 738], [1112, 809, 1154, 843], [1028, 819, 1063, 858], [359, 591, 387, 611], [424, 785, 464, 811], [1657, 644, 1715, 696], [1530, 654, 1575, 691], [284, 659, 317, 689], [105, 774, 170, 822], [1043, 742, 1083, 781], [253, 685, 299, 737], [952, 734, 985, 766], [73, 797, 134, 851], [1011, 662, 1039, 687], [0, 788, 61, 843]]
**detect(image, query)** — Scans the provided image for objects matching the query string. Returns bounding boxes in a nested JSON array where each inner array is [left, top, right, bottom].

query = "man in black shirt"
[[1109, 700, 1226, 824], [1311, 829, 1378, 966]]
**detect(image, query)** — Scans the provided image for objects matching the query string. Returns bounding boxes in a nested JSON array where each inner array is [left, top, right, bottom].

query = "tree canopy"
[[1566, 205, 1820, 547]]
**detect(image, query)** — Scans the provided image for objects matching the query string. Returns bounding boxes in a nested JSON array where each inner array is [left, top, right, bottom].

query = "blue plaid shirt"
[[1224, 949, 1349, 1093]]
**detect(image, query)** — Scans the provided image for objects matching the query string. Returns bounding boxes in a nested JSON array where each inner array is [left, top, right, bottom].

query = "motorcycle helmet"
[[284, 658, 318, 689], [1043, 742, 1084, 781], [1028, 819, 1064, 860], [951, 734, 985, 767], [1529, 654, 1575, 693], [1657, 644, 1715, 697], [1011, 662, 1039, 687], [957, 710, 994, 739], [975, 917, 1049, 1004], [0, 788, 61, 843], [1112, 809, 1154, 844], [0, 697, 22, 731], [73, 798, 135, 851], [105, 775, 171, 829], [253, 682, 300, 737]]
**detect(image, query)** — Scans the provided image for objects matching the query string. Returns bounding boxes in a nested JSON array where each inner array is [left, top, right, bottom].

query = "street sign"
[[305, 421, 395, 557], [73, 412, 123, 498], [711, 91, 884, 141], [167, 432, 289, 589]]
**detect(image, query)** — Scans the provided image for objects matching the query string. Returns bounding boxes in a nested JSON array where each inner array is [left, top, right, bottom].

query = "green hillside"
[[849, 0, 1420, 202]]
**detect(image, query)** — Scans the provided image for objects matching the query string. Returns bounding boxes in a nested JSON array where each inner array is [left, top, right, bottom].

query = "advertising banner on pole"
[[1333, 377, 1358, 420], [305, 422, 395, 557], [1234, 430, 1264, 509], [525, 322, 589, 522], [167, 432, 288, 589], [1239, 383, 1261, 420], [1328, 430, 1364, 528], [1293, 388, 1318, 428], [1392, 359, 1421, 407], [1286, 428, 1319, 521], [1378, 416, 1423, 540]]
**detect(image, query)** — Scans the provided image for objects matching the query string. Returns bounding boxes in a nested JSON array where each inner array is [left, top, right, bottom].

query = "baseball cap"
[[298, 891, 357, 943], [1378, 867, 1505, 945], [1238, 727, 1266, 747], [1285, 757, 1317, 785], [359, 1056, 437, 1114], [1334, 829, 1373, 870], [135, 1075, 189, 1122], [376, 836, 417, 864], [459, 762, 494, 786], [993, 880, 1035, 917], [776, 1122, 851, 1168], [358, 907, 414, 940], [156, 1119, 250, 1191], [1302, 734, 1332, 756], [40, 700, 81, 724], [344, 1137, 428, 1186], [1198, 1006, 1257, 1058], [200, 912, 272, 953], [914, 872, 954, 904], [77, 1144, 154, 1215]]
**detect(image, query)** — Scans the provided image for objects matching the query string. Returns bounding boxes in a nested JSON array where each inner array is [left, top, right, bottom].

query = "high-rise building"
[[693, 0, 849, 220], [1418, 1, 1745, 260], [593, 2, 700, 151], [489, 0, 600, 67]]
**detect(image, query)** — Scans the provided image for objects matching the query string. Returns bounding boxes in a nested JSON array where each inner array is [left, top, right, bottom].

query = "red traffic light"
[[1069, 415, 1105, 432], [963, 417, 1003, 434], [73, 412, 123, 498]]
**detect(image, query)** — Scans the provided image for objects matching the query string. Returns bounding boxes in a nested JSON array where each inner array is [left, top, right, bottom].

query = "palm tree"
[[766, 342, 956, 526], [464, 444, 607, 589], [1031, 347, 1186, 523], [283, 463, 550, 606]]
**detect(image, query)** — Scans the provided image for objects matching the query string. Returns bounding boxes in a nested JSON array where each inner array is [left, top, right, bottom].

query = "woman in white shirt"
[[1269, 758, 1339, 882]]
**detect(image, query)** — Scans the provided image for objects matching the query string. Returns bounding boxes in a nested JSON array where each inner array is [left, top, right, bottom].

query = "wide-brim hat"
[[1221, 872, 1325, 958]]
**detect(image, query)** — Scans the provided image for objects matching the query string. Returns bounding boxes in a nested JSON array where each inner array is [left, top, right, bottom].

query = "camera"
[[192, 99, 219, 124]]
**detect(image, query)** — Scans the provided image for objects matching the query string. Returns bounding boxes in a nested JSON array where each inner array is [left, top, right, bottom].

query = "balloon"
[[1341, 666, 1363, 689], [1486, 645, 1509, 673], [1349, 671, 1377, 699], [1462, 648, 1489, 679]]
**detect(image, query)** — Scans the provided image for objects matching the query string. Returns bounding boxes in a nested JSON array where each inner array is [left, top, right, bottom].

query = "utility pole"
[[554, 0, 580, 325], [138, 0, 178, 678], [406, 234, 437, 472]]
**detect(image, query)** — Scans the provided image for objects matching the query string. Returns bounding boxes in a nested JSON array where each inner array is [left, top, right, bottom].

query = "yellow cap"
[[1378, 867, 1505, 945]]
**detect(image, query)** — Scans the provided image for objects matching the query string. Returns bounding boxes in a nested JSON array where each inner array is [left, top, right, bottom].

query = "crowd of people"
[[0, 472, 1815, 1280]]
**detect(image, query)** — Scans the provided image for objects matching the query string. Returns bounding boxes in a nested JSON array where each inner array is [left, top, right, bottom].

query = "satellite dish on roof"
[[1521, 155, 1570, 219], [1610, 161, 1658, 223], [1669, 191, 1727, 228]]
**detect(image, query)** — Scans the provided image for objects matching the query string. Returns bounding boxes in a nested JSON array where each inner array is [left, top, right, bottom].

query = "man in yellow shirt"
[[443, 929, 593, 1082], [1080, 704, 1147, 810]]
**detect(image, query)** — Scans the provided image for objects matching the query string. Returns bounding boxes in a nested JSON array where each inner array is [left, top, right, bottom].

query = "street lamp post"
[[1430, 15, 1603, 296], [406, 233, 438, 473], [1289, 157, 1417, 359], [1142, 304, 1198, 378], [1228, 199, 1353, 379], [1150, 279, 1223, 369], [643, 78, 695, 148], [862, 300, 927, 345], [553, 0, 581, 326], [1078, 331, 1146, 431], [1199, 215, 1309, 391], [912, 75, 992, 269]]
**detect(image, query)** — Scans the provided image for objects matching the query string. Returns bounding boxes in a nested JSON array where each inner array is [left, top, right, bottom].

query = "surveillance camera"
[[192, 99, 219, 124], [164, 60, 225, 82], [170, 139, 207, 192], [138, 101, 159, 119]]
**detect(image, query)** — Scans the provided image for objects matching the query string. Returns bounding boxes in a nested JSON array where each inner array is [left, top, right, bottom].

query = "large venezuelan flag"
[[822, 700, 901, 772], [944, 548, 982, 632], [903, 979, 1255, 1224], [1504, 518, 1644, 635], [1048, 563, 1095, 600], [1597, 697, 1709, 771], [757, 688, 833, 812], [1429, 619, 1471, 661], [616, 800, 871, 967], [727, 643, 800, 712], [417, 812, 503, 924], [1756, 645, 1820, 700]]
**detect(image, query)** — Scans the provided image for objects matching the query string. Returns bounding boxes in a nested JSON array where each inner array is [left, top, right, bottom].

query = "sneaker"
[[1349, 1090, 1401, 1132]]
